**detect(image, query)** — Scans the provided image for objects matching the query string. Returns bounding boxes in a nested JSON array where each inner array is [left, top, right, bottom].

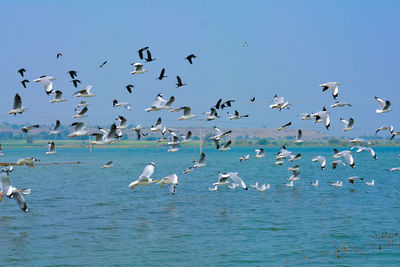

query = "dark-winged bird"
[[68, 70, 78, 79], [157, 68, 167, 80], [17, 68, 26, 77], [250, 97, 255, 102], [71, 79, 81, 88], [126, 84, 134, 94], [185, 54, 196, 64], [176, 76, 186, 88], [99, 61, 107, 68], [214, 98, 222, 109], [138, 47, 149, 60], [21, 79, 29, 88], [145, 50, 156, 62], [56, 53, 62, 59]]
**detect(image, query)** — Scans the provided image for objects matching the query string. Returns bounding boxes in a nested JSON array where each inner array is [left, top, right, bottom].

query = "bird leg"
[[0, 192, 4, 202], [130, 184, 138, 190]]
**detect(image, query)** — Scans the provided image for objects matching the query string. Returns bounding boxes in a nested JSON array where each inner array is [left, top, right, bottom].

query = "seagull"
[[390, 126, 400, 140], [375, 125, 391, 134], [113, 99, 131, 110], [17, 158, 39, 168], [332, 160, 346, 169], [299, 113, 313, 120], [0, 145, 5, 156], [193, 152, 206, 168], [145, 50, 156, 62], [145, 93, 167, 112], [288, 170, 301, 182], [99, 61, 107, 68], [162, 96, 175, 111], [125, 84, 134, 93], [250, 97, 256, 102], [56, 52, 62, 59], [214, 139, 232, 151], [33, 75, 56, 95], [312, 156, 326, 170], [243, 42, 248, 47], [295, 129, 304, 143], [101, 161, 114, 169], [100, 124, 121, 144], [183, 166, 195, 174], [185, 54, 197, 64], [176, 76, 186, 87], [254, 148, 265, 158], [340, 117, 355, 132], [157, 68, 167, 80], [312, 107, 330, 130], [311, 180, 319, 187], [365, 180, 375, 186], [21, 79, 29, 88], [132, 125, 144, 140], [289, 153, 301, 162], [151, 118, 163, 132], [209, 126, 232, 140], [288, 165, 300, 172], [229, 110, 249, 120], [130, 63, 147, 74], [278, 122, 291, 131], [17, 68, 26, 77], [21, 124, 39, 133], [205, 108, 220, 121], [226, 172, 248, 190], [138, 47, 149, 60], [0, 167, 29, 212], [178, 107, 197, 120], [158, 174, 179, 195], [375, 96, 392, 114], [347, 176, 364, 184], [49, 120, 61, 135], [331, 181, 343, 187], [73, 86, 95, 97], [73, 107, 88, 118], [331, 101, 351, 108], [50, 90, 67, 103], [180, 130, 192, 144], [116, 115, 128, 130], [128, 162, 159, 190], [320, 82, 339, 100], [46, 141, 56, 155], [71, 79, 81, 88], [168, 143, 180, 152], [69, 122, 88, 137], [239, 154, 250, 162], [351, 146, 377, 160], [208, 185, 219, 191], [269, 94, 291, 110], [274, 160, 284, 165], [336, 150, 355, 168], [168, 132, 180, 145], [77, 100, 89, 108], [386, 167, 400, 171], [350, 138, 371, 146], [256, 184, 270, 191]]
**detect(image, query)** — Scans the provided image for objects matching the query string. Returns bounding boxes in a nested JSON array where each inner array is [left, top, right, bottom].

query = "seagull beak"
[[33, 79, 40, 82]]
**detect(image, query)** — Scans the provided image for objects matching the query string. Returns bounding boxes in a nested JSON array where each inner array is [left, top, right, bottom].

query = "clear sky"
[[1, 0, 399, 137]]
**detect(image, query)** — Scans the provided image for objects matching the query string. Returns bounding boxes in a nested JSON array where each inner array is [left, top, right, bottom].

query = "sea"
[[1, 146, 400, 266]]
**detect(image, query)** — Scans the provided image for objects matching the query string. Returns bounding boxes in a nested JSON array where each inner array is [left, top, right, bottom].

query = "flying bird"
[[312, 107, 330, 130], [49, 120, 61, 135], [128, 162, 158, 190], [185, 54, 196, 64], [50, 90, 67, 103], [113, 99, 131, 110], [73, 86, 95, 97], [250, 97, 256, 102], [176, 76, 186, 87], [21, 125, 39, 133], [145, 50, 156, 62], [130, 63, 147, 74], [46, 141, 57, 155], [9, 93, 28, 115], [269, 94, 291, 111], [205, 108, 220, 121], [375, 96, 392, 114], [56, 53, 62, 58], [125, 84, 134, 93], [157, 68, 167, 80], [229, 110, 249, 120], [69, 122, 88, 137], [278, 122, 291, 131], [254, 148, 265, 158], [33, 75, 56, 95], [17, 158, 39, 168], [71, 79, 81, 88], [331, 101, 351, 108], [137, 47, 149, 60], [340, 117, 355, 132], [221, 100, 235, 109], [101, 161, 114, 169], [68, 70, 78, 79], [209, 126, 231, 140], [214, 139, 232, 151], [320, 82, 339, 100], [21, 79, 29, 88], [295, 129, 303, 143], [17, 68, 26, 77], [158, 174, 179, 195], [178, 107, 197, 120], [312, 156, 326, 170], [0, 167, 29, 212], [73, 107, 88, 118], [145, 93, 167, 112], [347, 176, 364, 184], [99, 61, 107, 68]]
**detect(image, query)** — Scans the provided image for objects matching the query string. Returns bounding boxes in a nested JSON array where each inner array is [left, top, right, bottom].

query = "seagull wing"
[[375, 96, 386, 109], [14, 93, 22, 109], [228, 172, 247, 190], [140, 164, 154, 179]]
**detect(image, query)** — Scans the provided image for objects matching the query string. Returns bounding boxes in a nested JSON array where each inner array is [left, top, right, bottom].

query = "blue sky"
[[1, 0, 399, 137]]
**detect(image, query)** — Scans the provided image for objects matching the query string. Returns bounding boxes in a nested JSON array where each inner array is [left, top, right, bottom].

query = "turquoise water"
[[1, 146, 400, 266]]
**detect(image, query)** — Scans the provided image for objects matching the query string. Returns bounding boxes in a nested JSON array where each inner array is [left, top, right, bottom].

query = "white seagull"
[[254, 148, 265, 158], [331, 181, 343, 187], [0, 167, 29, 212], [311, 180, 319, 187], [116, 116, 128, 130], [151, 118, 163, 132], [350, 146, 377, 160], [205, 108, 220, 121], [73, 107, 88, 118], [193, 152, 206, 168], [113, 99, 131, 110], [214, 139, 232, 151], [34, 75, 56, 95], [17, 158, 39, 168], [101, 161, 114, 168], [269, 94, 291, 110], [130, 63, 148, 74], [9, 93, 28, 115], [295, 129, 304, 143], [178, 107, 197, 120], [145, 94, 166, 112], [158, 174, 179, 195], [128, 162, 158, 190], [312, 107, 330, 130], [332, 160, 346, 169], [209, 126, 232, 140], [69, 122, 88, 137], [46, 141, 56, 155], [331, 101, 351, 108], [73, 85, 95, 97], [50, 90, 67, 103], [375, 96, 392, 114], [340, 117, 355, 132], [239, 154, 250, 162], [365, 180, 375, 186], [229, 110, 249, 120], [320, 82, 339, 100], [350, 138, 371, 146], [312, 156, 326, 170], [49, 120, 61, 135]]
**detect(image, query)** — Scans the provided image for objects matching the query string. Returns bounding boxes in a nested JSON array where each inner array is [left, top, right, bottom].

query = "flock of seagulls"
[[0, 43, 398, 213]]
